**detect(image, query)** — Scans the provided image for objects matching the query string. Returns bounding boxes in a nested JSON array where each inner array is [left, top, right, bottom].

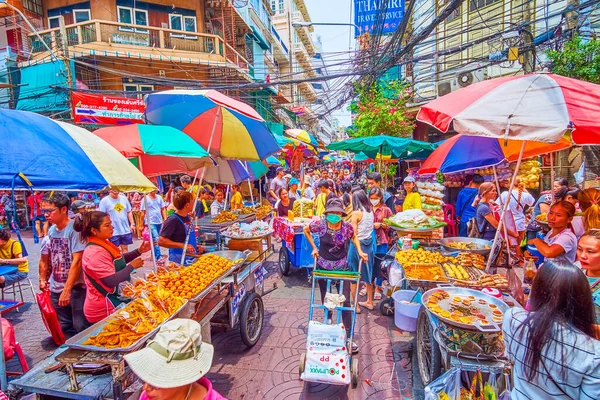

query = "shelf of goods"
[[512, 158, 541, 189], [416, 178, 445, 239]]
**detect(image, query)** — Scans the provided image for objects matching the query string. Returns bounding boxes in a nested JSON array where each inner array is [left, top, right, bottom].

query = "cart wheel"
[[279, 247, 291, 276], [351, 357, 359, 389], [416, 308, 442, 385], [379, 297, 393, 316], [240, 292, 264, 347], [299, 352, 306, 379]]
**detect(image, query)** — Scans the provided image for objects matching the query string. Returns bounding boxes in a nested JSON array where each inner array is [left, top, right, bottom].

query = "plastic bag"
[[36, 291, 65, 345], [302, 321, 350, 385], [498, 373, 512, 400], [425, 367, 461, 400], [1, 318, 15, 361]]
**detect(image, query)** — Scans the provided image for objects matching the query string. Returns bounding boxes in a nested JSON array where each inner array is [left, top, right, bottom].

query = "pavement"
[[4, 231, 425, 399]]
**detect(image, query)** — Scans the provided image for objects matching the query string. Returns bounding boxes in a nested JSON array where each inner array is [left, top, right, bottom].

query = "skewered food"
[[211, 210, 238, 224], [453, 273, 509, 290], [456, 252, 486, 269]]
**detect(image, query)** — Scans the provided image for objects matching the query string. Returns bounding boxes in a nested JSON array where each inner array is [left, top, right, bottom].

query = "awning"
[[251, 26, 270, 51]]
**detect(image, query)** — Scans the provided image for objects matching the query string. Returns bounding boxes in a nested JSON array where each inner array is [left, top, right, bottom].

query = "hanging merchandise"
[[416, 178, 445, 223], [443, 172, 464, 188], [512, 158, 541, 189]]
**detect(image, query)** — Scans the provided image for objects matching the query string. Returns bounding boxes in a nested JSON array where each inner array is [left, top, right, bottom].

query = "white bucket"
[[392, 290, 422, 332]]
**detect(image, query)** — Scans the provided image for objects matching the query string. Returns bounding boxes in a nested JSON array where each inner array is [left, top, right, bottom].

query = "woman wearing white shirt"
[[301, 176, 315, 201], [210, 189, 226, 217], [498, 178, 535, 244]]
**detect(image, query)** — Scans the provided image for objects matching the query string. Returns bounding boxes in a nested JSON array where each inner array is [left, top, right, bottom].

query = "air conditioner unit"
[[436, 67, 488, 97]]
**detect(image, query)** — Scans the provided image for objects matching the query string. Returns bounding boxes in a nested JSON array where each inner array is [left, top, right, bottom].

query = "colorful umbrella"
[[285, 128, 319, 147], [275, 133, 316, 154], [419, 134, 571, 174], [0, 109, 155, 192], [94, 124, 214, 177], [417, 73, 600, 145], [327, 135, 435, 159], [202, 158, 268, 185], [265, 156, 282, 166], [144, 90, 280, 161]]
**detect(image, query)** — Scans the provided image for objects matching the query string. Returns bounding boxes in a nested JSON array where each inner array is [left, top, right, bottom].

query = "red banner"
[[72, 92, 146, 125]]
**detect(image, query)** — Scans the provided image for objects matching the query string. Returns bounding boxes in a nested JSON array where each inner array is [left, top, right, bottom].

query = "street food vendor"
[[276, 188, 295, 217], [527, 201, 577, 263], [74, 211, 150, 323], [503, 260, 600, 398], [230, 185, 243, 211], [159, 192, 205, 265], [124, 319, 225, 400], [210, 189, 226, 217], [401, 176, 422, 211]]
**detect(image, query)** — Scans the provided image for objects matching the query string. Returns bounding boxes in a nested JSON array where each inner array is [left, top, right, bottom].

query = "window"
[[169, 14, 197, 33], [117, 6, 148, 33], [278, 0, 285, 13], [270, 0, 276, 12], [48, 16, 61, 29], [446, 6, 460, 22], [123, 84, 154, 99], [23, 0, 43, 16], [73, 9, 91, 24], [469, 0, 499, 12]]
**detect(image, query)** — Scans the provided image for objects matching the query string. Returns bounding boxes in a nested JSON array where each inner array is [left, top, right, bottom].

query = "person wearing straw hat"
[[125, 319, 225, 400]]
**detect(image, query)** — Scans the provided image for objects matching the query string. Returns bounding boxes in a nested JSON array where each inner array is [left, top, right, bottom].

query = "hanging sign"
[[354, 0, 405, 37], [72, 92, 146, 125]]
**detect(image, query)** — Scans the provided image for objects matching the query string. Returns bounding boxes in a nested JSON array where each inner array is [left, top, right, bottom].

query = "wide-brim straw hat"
[[124, 319, 214, 389]]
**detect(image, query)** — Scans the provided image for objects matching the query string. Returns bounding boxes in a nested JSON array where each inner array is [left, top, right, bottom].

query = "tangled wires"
[[578, 188, 600, 231]]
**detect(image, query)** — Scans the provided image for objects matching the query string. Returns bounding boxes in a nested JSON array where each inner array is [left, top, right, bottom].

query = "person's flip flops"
[[359, 301, 374, 310]]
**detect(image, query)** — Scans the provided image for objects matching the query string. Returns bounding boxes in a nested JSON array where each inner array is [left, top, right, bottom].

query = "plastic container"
[[392, 290, 422, 332]]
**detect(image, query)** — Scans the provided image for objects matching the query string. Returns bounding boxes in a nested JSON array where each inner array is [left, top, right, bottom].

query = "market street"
[[7, 232, 423, 399]]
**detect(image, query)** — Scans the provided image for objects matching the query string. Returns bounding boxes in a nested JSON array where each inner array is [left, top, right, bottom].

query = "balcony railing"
[[28, 19, 250, 72]]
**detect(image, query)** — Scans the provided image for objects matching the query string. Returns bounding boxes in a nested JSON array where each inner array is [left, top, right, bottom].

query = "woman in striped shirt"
[[503, 260, 600, 399]]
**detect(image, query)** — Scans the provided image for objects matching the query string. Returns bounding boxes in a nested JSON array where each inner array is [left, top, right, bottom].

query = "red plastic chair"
[[443, 204, 457, 237]]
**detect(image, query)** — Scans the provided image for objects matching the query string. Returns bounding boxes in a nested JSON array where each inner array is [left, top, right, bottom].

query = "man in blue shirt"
[[456, 174, 484, 236]]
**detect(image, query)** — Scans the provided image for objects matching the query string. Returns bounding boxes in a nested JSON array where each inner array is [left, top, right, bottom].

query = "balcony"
[[293, 42, 313, 70], [292, 11, 315, 57], [297, 77, 318, 103], [23, 20, 251, 75]]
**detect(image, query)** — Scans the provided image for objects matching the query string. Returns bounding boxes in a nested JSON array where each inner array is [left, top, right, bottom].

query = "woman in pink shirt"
[[73, 211, 150, 323]]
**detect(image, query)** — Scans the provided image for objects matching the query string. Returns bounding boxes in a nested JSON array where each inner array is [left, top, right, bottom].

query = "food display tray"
[[440, 237, 492, 255], [194, 214, 255, 229], [188, 262, 241, 303], [391, 226, 441, 233], [65, 301, 189, 353], [222, 230, 274, 240], [422, 287, 510, 332]]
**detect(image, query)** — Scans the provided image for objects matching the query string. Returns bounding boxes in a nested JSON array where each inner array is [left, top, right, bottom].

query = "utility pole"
[[565, 0, 580, 36], [522, 0, 534, 73], [58, 16, 75, 119], [287, 7, 295, 105]]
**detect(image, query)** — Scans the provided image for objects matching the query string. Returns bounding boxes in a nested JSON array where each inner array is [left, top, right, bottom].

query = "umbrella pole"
[[143, 195, 158, 271], [190, 169, 200, 190], [259, 177, 262, 205], [181, 168, 206, 265], [486, 141, 526, 271], [493, 165, 513, 266], [225, 185, 230, 210], [550, 152, 555, 202], [248, 179, 255, 208]]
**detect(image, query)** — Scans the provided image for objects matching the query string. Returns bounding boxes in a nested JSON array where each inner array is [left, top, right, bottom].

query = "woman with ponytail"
[[74, 211, 150, 323], [579, 188, 600, 232], [498, 177, 535, 244]]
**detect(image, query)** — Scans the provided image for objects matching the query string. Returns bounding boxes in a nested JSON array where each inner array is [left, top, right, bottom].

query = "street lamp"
[[292, 21, 361, 31]]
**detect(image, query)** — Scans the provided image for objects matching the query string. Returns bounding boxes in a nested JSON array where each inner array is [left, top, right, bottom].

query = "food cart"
[[273, 217, 316, 276], [194, 212, 256, 249], [9, 248, 273, 399]]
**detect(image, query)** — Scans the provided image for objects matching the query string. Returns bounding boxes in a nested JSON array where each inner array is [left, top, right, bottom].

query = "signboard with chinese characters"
[[72, 92, 145, 125], [354, 0, 405, 37]]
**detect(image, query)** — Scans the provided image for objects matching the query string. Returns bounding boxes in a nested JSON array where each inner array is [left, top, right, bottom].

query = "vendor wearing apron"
[[158, 191, 205, 265], [74, 211, 150, 323]]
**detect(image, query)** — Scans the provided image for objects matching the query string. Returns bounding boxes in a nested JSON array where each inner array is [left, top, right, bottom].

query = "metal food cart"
[[273, 217, 316, 276], [194, 213, 256, 249], [9, 248, 274, 399]]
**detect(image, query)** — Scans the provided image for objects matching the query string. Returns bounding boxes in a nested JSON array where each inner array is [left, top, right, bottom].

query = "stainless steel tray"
[[391, 226, 442, 233], [422, 287, 510, 332], [440, 237, 492, 255], [65, 301, 188, 352]]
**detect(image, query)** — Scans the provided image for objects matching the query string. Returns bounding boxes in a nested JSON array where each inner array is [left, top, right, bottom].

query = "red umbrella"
[[417, 73, 600, 145]]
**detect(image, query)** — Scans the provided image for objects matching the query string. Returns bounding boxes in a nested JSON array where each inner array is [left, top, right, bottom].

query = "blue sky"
[[305, 0, 355, 128]]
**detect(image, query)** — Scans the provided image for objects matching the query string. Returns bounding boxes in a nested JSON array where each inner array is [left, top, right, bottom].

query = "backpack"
[[467, 204, 489, 238]]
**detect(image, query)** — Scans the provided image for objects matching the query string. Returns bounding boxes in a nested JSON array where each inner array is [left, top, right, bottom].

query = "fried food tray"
[[65, 301, 189, 353]]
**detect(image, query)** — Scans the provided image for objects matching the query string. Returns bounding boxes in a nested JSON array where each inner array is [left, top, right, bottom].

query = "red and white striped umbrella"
[[417, 73, 600, 145]]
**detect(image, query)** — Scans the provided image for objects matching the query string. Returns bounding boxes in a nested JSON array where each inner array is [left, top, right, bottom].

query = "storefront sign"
[[290, 105, 306, 115], [72, 92, 146, 125], [354, 0, 405, 37]]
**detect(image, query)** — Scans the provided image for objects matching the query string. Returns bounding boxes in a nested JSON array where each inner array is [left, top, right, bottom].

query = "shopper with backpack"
[[469, 182, 518, 240]]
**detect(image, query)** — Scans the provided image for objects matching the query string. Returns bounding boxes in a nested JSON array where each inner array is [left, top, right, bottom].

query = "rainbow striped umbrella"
[[285, 128, 319, 147], [203, 158, 268, 185], [94, 124, 214, 177], [144, 90, 280, 161], [0, 109, 155, 192]]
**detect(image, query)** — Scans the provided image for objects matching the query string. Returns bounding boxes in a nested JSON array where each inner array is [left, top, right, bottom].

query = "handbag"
[[36, 291, 65, 345]]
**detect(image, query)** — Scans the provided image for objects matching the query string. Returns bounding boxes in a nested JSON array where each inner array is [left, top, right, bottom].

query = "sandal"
[[359, 301, 374, 310], [359, 287, 367, 297], [374, 292, 382, 301]]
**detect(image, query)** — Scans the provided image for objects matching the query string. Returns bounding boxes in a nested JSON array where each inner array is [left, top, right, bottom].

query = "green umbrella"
[[328, 135, 434, 159]]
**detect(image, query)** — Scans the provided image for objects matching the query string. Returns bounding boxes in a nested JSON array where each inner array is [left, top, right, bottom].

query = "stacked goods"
[[224, 221, 272, 239], [301, 321, 350, 385], [456, 253, 486, 269], [292, 199, 314, 218], [122, 254, 241, 300], [416, 180, 445, 222], [83, 287, 185, 349], [512, 158, 541, 189], [443, 173, 463, 188], [212, 211, 238, 224], [453, 273, 509, 290]]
